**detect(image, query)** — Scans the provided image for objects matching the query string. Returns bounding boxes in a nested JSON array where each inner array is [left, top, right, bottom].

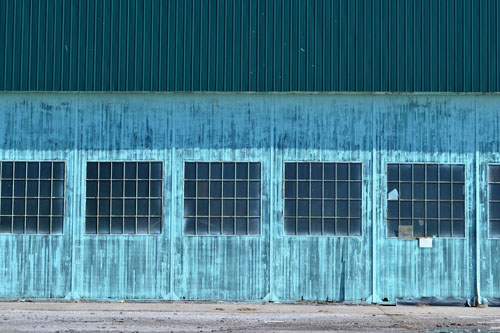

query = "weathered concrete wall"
[[0, 92, 497, 303]]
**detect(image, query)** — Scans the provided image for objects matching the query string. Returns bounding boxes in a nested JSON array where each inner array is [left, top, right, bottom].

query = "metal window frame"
[[182, 160, 262, 237], [0, 160, 66, 236], [282, 161, 363, 238], [385, 162, 466, 239], [487, 163, 500, 239], [84, 161, 164, 236]]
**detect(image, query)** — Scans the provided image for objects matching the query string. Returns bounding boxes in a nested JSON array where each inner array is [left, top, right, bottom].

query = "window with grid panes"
[[283, 162, 362, 236], [386, 163, 465, 238], [183, 162, 261, 235], [488, 165, 500, 237], [0, 161, 65, 234], [85, 162, 163, 234]]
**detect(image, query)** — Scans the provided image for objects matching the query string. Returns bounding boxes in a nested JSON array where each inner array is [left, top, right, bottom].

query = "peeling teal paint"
[[0, 92, 498, 302]]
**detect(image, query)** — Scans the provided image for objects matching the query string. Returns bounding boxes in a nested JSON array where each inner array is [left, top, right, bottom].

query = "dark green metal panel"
[[0, 0, 499, 92]]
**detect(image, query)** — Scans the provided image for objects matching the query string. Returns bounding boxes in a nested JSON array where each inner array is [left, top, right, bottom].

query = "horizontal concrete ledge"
[[0, 302, 500, 315]]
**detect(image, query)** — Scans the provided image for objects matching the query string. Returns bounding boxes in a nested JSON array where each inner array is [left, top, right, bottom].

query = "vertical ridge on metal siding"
[[0, 0, 499, 92]]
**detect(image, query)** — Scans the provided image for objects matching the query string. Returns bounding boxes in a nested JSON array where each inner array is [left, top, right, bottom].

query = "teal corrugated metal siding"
[[0, 0, 499, 92], [0, 92, 499, 302]]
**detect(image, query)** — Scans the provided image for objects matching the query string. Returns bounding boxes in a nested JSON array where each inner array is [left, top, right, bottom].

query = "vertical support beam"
[[168, 114, 179, 300], [370, 96, 380, 303], [266, 95, 277, 302], [474, 97, 481, 305], [69, 97, 79, 300]]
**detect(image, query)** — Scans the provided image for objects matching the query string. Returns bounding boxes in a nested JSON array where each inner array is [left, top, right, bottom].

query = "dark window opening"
[[284, 162, 362, 236], [386, 163, 465, 238], [0, 161, 65, 234], [183, 162, 261, 236], [85, 162, 163, 235]]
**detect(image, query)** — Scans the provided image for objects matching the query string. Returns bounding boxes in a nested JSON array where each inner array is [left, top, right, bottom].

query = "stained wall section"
[[0, 92, 497, 302]]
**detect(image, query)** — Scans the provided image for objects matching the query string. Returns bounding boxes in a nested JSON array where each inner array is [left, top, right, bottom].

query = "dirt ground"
[[0, 301, 499, 332]]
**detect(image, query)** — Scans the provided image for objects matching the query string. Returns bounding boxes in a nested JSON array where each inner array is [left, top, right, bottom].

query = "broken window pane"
[[387, 163, 465, 238]]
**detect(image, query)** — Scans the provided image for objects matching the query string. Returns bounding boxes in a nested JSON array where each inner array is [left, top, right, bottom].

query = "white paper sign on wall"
[[418, 237, 433, 248]]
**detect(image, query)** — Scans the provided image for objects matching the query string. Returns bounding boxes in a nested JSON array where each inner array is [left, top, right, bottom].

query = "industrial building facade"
[[1, 1, 500, 305]]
